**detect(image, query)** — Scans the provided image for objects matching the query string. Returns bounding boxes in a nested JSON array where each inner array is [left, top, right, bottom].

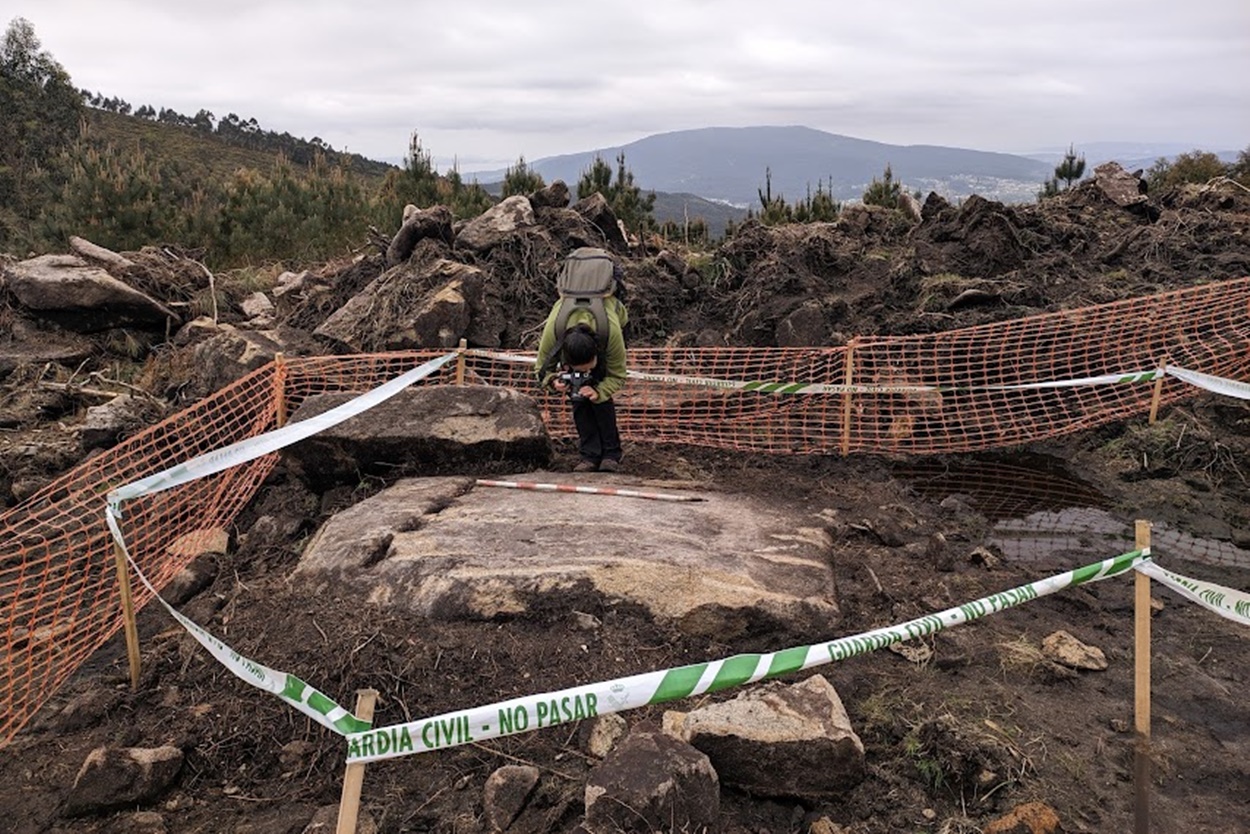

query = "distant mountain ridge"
[[1017, 141, 1242, 171], [467, 125, 1057, 210]]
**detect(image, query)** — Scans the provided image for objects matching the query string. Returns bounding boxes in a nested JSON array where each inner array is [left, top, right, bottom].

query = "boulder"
[[1093, 161, 1149, 208], [530, 207, 610, 251], [665, 674, 865, 800], [982, 801, 1064, 834], [583, 729, 719, 834], [171, 315, 229, 347], [482, 764, 540, 832], [314, 259, 506, 351], [528, 180, 570, 209], [387, 205, 455, 265], [1041, 630, 1108, 671], [3, 254, 180, 332], [240, 291, 276, 327], [79, 394, 167, 451], [160, 544, 224, 606], [68, 235, 137, 271], [571, 192, 627, 250], [190, 325, 319, 397], [293, 471, 839, 637], [65, 745, 183, 816], [282, 386, 551, 490], [454, 196, 536, 254]]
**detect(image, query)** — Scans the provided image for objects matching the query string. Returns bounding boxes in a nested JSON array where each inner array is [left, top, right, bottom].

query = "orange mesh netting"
[[2, 277, 1249, 746]]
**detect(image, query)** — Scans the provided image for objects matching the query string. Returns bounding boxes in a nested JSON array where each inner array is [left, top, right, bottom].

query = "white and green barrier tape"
[[342, 548, 1152, 763], [106, 505, 371, 735], [476, 347, 1248, 401], [108, 352, 457, 506], [1166, 366, 1250, 400], [1137, 560, 1250, 626], [103, 354, 457, 733], [620, 365, 1249, 397]]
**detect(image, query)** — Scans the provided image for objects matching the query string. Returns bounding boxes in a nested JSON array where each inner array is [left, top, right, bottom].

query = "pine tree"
[[576, 152, 656, 235], [752, 168, 793, 225], [1054, 144, 1086, 190], [796, 177, 841, 223], [1145, 150, 1229, 191], [577, 155, 614, 200], [439, 167, 494, 219], [862, 164, 902, 208], [501, 155, 545, 197], [1231, 146, 1250, 187], [0, 17, 86, 248], [42, 125, 211, 252]]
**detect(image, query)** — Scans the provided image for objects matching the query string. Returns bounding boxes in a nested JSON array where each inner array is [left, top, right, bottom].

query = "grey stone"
[[584, 729, 719, 834], [281, 386, 551, 490]]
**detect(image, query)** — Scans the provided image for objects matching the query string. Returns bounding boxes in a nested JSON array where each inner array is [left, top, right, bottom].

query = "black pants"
[[572, 397, 622, 464]]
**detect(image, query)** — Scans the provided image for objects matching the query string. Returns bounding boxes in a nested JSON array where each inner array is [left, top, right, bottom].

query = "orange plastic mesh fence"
[[2, 277, 1248, 746]]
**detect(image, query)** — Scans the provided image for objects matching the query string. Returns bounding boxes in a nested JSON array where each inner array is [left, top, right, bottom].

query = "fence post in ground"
[[1134, 519, 1152, 834], [1148, 358, 1167, 425], [455, 339, 468, 385], [336, 688, 379, 834], [274, 352, 288, 428], [111, 540, 142, 691], [840, 339, 858, 456]]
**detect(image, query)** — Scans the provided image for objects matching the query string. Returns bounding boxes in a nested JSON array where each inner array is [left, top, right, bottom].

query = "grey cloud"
[[17, 0, 1248, 167]]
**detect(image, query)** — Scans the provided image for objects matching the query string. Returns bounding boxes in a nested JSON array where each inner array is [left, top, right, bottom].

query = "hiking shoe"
[[598, 459, 620, 473], [573, 460, 599, 473]]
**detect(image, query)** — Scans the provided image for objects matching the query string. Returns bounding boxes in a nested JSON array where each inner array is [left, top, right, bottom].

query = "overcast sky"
[[15, 1, 1250, 172]]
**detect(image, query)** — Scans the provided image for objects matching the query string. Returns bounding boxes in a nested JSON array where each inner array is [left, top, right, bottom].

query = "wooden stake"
[[274, 352, 288, 428], [1148, 359, 1166, 425], [840, 339, 857, 456], [336, 689, 379, 834], [1133, 519, 1152, 834], [111, 540, 142, 691], [455, 339, 468, 386]]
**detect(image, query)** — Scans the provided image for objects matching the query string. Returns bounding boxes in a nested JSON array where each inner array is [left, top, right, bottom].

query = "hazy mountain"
[[465, 125, 1056, 210], [1017, 141, 1242, 170], [467, 127, 1241, 237]]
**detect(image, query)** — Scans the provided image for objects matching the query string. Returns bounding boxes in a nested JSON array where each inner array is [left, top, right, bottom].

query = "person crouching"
[[536, 320, 626, 473]]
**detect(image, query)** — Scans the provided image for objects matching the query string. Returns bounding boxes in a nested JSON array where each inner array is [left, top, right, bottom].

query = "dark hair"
[[562, 325, 598, 366]]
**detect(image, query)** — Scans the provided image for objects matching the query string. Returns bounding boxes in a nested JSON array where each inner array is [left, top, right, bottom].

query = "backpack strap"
[[552, 296, 609, 354], [538, 326, 570, 377]]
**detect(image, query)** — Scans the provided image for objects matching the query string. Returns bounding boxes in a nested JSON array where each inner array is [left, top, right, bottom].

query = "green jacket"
[[535, 298, 628, 401]]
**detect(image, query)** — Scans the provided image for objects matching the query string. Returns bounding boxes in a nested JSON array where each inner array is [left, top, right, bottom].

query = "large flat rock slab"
[[294, 475, 838, 637], [282, 386, 551, 489]]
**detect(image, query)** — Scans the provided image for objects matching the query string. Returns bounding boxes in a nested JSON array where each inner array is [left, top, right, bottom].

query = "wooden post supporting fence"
[[274, 352, 288, 428], [112, 540, 142, 691], [840, 339, 857, 456], [1148, 358, 1167, 425], [336, 688, 378, 834], [1134, 519, 1152, 834], [455, 339, 468, 385]]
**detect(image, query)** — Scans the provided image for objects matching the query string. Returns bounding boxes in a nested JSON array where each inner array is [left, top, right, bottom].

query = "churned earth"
[[4, 435, 1249, 833]]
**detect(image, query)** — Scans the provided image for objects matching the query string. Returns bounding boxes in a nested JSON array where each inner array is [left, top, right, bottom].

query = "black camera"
[[557, 370, 595, 402]]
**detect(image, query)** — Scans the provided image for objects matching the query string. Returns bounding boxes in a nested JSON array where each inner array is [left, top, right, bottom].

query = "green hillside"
[[86, 109, 395, 188]]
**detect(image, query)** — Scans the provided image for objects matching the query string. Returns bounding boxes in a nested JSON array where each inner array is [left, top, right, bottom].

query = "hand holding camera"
[[556, 370, 596, 403]]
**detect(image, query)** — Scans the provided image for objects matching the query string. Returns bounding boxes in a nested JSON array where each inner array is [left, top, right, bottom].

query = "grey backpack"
[[538, 248, 626, 375], [552, 247, 621, 350]]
